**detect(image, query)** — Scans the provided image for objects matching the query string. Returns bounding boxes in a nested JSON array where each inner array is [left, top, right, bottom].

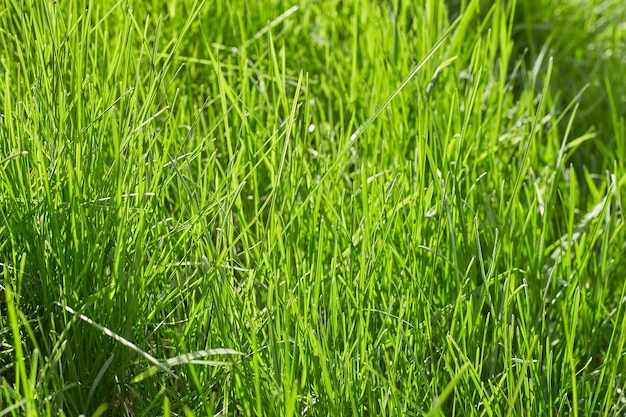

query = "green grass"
[[1, 0, 625, 415]]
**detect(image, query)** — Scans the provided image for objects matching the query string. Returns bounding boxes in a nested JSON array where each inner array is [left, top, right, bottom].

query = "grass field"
[[1, 0, 626, 415]]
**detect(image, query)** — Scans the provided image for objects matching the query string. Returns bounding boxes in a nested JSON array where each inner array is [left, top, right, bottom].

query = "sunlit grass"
[[1, 0, 625, 415]]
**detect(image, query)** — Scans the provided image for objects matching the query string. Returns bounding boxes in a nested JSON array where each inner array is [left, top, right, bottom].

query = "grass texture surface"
[[1, 0, 626, 415]]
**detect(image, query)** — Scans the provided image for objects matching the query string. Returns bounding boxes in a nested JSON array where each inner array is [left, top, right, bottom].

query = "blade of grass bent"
[[131, 348, 243, 383], [348, 18, 461, 144], [59, 303, 177, 379]]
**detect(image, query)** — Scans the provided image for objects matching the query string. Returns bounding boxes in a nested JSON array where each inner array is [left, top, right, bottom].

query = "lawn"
[[1, 0, 626, 415]]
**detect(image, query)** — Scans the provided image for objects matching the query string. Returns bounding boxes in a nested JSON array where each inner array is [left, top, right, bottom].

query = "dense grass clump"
[[1, 0, 625, 415]]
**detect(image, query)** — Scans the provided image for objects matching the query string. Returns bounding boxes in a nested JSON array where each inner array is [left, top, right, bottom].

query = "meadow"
[[1, 0, 626, 415]]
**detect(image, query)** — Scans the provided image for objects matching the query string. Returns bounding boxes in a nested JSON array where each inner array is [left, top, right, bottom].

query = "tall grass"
[[1, 0, 625, 415]]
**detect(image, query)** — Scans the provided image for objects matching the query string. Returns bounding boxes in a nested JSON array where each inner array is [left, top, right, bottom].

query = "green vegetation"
[[1, 0, 625, 415]]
